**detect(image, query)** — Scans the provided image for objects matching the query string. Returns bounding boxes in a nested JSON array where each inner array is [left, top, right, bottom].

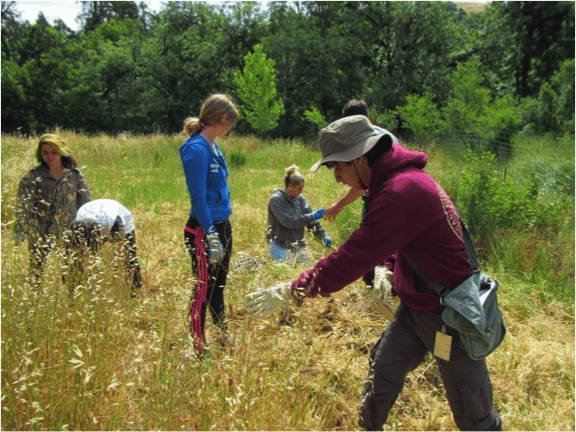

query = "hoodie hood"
[[273, 187, 293, 201], [369, 142, 428, 192]]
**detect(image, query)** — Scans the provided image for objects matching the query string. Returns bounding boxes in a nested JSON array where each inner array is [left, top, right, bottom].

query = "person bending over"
[[66, 198, 142, 299], [246, 115, 502, 431]]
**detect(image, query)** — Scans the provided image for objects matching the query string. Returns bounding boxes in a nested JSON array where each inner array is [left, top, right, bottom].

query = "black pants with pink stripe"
[[184, 217, 232, 352]]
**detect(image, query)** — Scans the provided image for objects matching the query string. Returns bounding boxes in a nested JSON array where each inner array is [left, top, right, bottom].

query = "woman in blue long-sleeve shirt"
[[179, 94, 239, 356]]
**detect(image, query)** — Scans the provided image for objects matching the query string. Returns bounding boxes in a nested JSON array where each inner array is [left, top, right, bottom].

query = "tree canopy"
[[2, 1, 574, 138]]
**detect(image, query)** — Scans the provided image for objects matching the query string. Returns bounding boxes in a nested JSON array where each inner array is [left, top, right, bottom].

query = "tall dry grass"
[[1, 131, 574, 431]]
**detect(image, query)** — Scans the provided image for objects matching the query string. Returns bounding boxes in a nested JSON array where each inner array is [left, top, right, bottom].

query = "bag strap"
[[460, 222, 479, 270], [405, 220, 479, 298]]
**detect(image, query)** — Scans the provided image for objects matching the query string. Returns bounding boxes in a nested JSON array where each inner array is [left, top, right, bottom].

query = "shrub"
[[395, 92, 445, 139], [228, 149, 247, 168], [479, 95, 522, 161], [370, 109, 398, 133], [303, 105, 328, 130], [520, 59, 576, 137], [442, 151, 538, 242], [439, 142, 574, 305]]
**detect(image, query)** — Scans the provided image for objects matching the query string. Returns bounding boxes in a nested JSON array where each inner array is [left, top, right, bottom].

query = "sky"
[[13, 1, 165, 31], [13, 0, 489, 31]]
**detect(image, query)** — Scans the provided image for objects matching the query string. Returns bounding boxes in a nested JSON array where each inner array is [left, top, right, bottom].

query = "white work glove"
[[373, 266, 394, 304], [245, 282, 294, 318], [206, 232, 224, 265]]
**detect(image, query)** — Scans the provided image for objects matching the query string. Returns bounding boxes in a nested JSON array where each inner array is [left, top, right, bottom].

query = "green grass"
[[1, 130, 574, 431]]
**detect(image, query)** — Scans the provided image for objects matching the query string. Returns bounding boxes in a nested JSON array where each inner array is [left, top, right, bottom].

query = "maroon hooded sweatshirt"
[[291, 142, 471, 314]]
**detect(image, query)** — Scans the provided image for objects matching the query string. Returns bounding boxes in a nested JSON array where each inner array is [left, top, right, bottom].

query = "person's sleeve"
[[291, 194, 423, 299], [383, 253, 397, 272], [182, 146, 215, 234], [269, 194, 315, 230], [76, 170, 92, 209], [303, 197, 328, 240], [14, 173, 35, 237]]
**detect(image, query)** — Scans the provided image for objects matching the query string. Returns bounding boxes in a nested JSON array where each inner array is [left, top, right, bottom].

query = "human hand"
[[245, 282, 293, 318], [206, 233, 224, 265], [324, 206, 341, 222], [314, 209, 326, 220], [373, 266, 394, 303], [323, 236, 332, 248]]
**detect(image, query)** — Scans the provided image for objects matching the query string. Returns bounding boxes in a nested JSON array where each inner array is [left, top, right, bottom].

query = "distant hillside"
[[455, 1, 490, 13]]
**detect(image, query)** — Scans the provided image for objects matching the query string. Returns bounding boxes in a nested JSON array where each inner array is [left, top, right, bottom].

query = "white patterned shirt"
[[75, 199, 134, 235]]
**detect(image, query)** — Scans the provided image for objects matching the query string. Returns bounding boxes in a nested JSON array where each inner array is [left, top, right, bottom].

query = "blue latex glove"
[[314, 209, 326, 220], [323, 236, 332, 248]]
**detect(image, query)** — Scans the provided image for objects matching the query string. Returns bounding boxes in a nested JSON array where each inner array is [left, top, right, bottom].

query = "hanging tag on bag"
[[434, 325, 452, 361]]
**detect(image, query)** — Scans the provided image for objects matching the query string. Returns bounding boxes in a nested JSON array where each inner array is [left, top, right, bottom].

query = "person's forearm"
[[340, 187, 365, 207], [326, 187, 365, 221]]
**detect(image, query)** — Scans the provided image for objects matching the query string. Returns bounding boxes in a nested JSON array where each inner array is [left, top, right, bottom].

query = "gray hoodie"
[[267, 188, 328, 249]]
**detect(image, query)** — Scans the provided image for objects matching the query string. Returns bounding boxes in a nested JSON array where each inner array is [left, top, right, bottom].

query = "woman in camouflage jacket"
[[14, 134, 92, 285]]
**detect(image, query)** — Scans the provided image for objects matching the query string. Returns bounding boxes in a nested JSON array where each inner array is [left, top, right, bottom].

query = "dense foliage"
[[2, 1, 574, 138]]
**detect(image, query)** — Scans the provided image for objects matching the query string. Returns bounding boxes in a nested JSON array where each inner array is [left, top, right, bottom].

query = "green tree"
[[440, 56, 521, 158], [1, 14, 77, 133], [493, 2, 574, 98], [79, 1, 140, 32], [263, 2, 370, 136], [234, 44, 284, 134], [1, 60, 33, 131], [521, 59, 576, 136], [354, 1, 464, 111], [442, 55, 491, 132], [303, 105, 328, 130], [140, 1, 239, 133], [395, 91, 445, 139], [263, 3, 328, 136], [1, 1, 23, 61], [51, 19, 144, 133]]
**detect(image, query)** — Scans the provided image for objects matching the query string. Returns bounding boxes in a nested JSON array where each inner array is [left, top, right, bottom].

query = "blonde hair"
[[36, 134, 77, 169], [183, 93, 240, 137], [284, 165, 305, 187]]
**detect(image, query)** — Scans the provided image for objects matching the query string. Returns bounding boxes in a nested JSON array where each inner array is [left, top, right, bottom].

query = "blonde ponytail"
[[183, 117, 203, 137], [183, 93, 239, 137]]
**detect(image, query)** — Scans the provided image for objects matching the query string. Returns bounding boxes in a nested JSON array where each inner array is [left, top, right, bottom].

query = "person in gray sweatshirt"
[[267, 165, 332, 263]]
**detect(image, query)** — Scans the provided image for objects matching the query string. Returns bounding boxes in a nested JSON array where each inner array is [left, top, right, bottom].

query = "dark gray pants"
[[358, 303, 502, 431]]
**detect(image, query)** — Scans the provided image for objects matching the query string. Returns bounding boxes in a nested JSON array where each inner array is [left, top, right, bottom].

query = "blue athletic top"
[[179, 134, 231, 235]]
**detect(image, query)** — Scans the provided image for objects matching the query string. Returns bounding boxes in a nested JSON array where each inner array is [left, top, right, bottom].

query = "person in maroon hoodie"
[[246, 115, 502, 431]]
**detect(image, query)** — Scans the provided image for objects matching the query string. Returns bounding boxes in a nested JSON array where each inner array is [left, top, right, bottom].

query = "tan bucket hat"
[[310, 115, 384, 172]]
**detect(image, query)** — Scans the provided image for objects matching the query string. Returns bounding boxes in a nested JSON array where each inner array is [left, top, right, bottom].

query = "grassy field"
[[1, 131, 574, 431]]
